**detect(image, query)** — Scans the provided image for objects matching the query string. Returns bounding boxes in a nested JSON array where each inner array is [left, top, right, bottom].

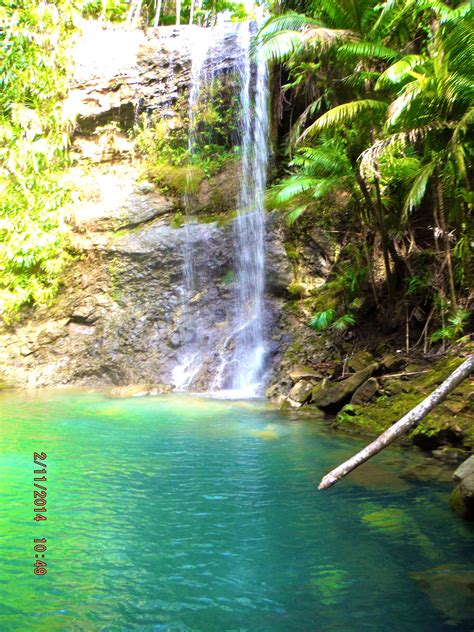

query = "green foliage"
[[430, 309, 471, 343], [309, 308, 336, 330], [0, 0, 76, 320], [134, 77, 240, 193], [262, 0, 473, 331], [147, 162, 205, 196], [81, 0, 129, 21]]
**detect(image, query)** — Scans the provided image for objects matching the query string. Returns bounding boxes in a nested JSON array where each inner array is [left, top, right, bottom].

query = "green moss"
[[284, 242, 299, 260], [221, 270, 234, 285], [330, 353, 473, 449], [147, 162, 205, 196], [288, 281, 306, 297], [171, 212, 185, 229]]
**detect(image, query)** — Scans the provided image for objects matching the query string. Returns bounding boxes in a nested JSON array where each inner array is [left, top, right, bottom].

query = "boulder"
[[348, 351, 374, 372], [449, 456, 474, 521], [109, 383, 173, 398], [310, 378, 329, 403], [453, 455, 474, 481], [449, 476, 474, 521], [380, 353, 407, 373], [312, 363, 378, 412], [287, 379, 314, 405], [265, 380, 292, 405], [383, 378, 403, 396], [288, 365, 322, 383], [350, 377, 379, 405]]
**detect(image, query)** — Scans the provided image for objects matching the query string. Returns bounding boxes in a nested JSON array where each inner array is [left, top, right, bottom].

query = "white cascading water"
[[171, 27, 212, 390], [172, 20, 269, 396], [230, 21, 269, 396]]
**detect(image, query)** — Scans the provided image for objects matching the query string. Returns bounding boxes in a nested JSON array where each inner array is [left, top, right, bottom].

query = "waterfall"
[[230, 21, 269, 396], [171, 20, 270, 397], [171, 27, 212, 390]]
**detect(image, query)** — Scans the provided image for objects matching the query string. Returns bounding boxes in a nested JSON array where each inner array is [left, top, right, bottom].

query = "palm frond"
[[402, 160, 436, 220], [309, 308, 336, 330], [376, 55, 426, 88], [301, 100, 388, 139], [273, 176, 321, 203], [451, 106, 474, 146], [338, 41, 399, 61], [359, 126, 435, 177], [386, 80, 424, 126], [259, 31, 304, 63], [259, 13, 320, 37], [286, 206, 307, 225]]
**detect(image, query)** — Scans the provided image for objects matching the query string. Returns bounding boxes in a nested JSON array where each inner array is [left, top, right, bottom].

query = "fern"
[[309, 309, 337, 330]]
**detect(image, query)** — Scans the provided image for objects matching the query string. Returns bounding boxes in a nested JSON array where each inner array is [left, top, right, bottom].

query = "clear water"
[[1, 391, 473, 631]]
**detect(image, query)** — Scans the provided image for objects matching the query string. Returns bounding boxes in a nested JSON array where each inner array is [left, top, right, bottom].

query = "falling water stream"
[[231, 20, 269, 395], [172, 20, 270, 396]]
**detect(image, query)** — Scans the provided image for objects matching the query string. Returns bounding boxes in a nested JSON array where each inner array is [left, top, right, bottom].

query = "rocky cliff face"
[[0, 23, 293, 390]]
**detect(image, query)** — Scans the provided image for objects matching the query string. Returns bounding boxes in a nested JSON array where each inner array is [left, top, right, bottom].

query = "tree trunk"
[[435, 169, 457, 309], [176, 0, 181, 25], [189, 0, 195, 24], [153, 0, 162, 27], [318, 355, 474, 490]]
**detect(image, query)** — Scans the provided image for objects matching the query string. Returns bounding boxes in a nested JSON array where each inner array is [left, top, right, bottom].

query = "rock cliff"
[[0, 23, 293, 390]]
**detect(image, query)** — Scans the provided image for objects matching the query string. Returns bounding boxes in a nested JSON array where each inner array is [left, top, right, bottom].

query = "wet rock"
[[196, 160, 240, 212], [449, 479, 474, 520], [350, 377, 379, 405], [431, 446, 468, 464], [265, 379, 292, 405], [312, 363, 378, 413], [347, 351, 374, 372], [109, 383, 173, 398], [449, 456, 474, 521], [401, 461, 454, 484], [453, 455, 474, 481], [265, 214, 294, 297], [413, 421, 464, 451], [411, 565, 474, 624], [288, 365, 322, 383], [287, 379, 314, 406]]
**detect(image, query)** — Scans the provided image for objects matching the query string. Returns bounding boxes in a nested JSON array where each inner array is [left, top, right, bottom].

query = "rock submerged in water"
[[109, 384, 173, 398], [411, 564, 474, 624]]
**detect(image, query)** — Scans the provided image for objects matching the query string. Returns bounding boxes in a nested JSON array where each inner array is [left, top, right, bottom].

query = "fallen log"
[[318, 355, 474, 491]]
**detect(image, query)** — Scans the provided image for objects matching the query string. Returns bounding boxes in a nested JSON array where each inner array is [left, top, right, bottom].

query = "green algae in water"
[[0, 390, 473, 631]]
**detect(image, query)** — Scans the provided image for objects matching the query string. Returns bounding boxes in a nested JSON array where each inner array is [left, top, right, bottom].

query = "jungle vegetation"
[[261, 0, 473, 347], [0, 0, 472, 349]]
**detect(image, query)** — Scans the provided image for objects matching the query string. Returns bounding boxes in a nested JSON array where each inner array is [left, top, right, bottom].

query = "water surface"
[[0, 391, 473, 631]]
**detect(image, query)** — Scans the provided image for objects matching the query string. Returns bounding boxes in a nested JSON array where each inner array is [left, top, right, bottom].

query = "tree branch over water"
[[318, 355, 474, 491]]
